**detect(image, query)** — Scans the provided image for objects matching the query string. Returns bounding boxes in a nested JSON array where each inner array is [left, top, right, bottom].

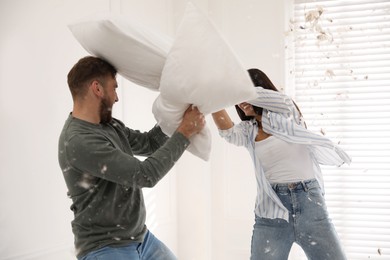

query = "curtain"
[[289, 0, 390, 259]]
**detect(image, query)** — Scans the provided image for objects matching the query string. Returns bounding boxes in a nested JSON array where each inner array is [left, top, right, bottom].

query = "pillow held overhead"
[[68, 14, 173, 90]]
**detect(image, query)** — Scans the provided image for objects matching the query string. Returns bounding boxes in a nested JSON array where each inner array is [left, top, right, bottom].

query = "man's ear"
[[90, 80, 104, 98]]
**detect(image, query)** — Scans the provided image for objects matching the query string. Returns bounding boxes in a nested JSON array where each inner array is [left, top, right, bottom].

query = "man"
[[58, 56, 205, 259]]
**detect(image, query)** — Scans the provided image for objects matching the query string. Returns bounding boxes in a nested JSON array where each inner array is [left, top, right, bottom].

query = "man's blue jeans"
[[79, 230, 176, 260], [250, 179, 347, 260]]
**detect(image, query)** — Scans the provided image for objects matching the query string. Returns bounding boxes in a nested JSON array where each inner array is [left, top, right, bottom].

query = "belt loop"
[[301, 181, 308, 192]]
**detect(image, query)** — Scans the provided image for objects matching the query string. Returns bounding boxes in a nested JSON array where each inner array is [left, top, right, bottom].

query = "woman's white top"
[[255, 136, 316, 183], [219, 87, 351, 221]]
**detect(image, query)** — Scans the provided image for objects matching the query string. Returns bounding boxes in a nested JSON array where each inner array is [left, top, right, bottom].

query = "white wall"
[[0, 0, 287, 259], [0, 1, 107, 259]]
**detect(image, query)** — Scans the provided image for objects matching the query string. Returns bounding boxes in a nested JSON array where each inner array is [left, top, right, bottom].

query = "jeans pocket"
[[308, 186, 323, 197]]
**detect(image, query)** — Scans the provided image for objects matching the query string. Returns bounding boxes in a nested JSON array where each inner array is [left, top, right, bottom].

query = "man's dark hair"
[[67, 56, 117, 99]]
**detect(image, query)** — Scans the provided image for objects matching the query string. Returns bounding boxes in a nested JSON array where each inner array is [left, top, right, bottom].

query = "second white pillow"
[[69, 14, 173, 90]]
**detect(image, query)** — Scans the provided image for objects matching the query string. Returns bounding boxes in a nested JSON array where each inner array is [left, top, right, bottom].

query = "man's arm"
[[126, 105, 206, 156], [65, 105, 205, 188]]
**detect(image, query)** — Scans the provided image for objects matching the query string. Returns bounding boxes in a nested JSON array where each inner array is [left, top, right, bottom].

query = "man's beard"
[[99, 98, 113, 124]]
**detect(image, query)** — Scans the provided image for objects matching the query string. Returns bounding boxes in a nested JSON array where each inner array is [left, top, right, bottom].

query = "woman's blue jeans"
[[250, 179, 347, 260], [79, 230, 176, 260]]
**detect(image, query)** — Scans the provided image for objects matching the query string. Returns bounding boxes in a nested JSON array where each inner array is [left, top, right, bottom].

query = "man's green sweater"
[[58, 115, 190, 257]]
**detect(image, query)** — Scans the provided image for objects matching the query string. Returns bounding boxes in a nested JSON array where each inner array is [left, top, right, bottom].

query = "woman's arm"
[[212, 110, 234, 130], [212, 109, 251, 147]]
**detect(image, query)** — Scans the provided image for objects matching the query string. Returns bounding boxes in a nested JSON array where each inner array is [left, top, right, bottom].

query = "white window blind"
[[288, 0, 390, 259]]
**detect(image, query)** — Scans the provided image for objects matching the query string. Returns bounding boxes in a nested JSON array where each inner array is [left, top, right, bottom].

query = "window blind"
[[289, 0, 390, 259]]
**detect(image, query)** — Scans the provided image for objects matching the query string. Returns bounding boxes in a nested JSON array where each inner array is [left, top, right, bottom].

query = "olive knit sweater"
[[58, 115, 189, 257]]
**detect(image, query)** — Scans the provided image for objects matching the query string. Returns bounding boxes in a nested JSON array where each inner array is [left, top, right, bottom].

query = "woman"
[[212, 68, 351, 260]]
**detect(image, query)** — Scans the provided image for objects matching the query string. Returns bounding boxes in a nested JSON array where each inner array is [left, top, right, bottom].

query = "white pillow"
[[158, 2, 257, 114], [68, 14, 173, 90], [153, 2, 257, 160], [152, 95, 212, 161]]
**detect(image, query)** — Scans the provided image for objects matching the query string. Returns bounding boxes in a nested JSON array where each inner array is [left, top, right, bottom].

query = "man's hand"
[[176, 105, 206, 139]]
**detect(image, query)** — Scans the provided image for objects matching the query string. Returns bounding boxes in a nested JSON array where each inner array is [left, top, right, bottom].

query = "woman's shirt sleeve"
[[218, 121, 252, 147], [248, 87, 295, 114]]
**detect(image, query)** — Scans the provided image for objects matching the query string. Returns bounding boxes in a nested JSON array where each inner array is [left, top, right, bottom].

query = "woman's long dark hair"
[[235, 68, 278, 121], [236, 68, 305, 127]]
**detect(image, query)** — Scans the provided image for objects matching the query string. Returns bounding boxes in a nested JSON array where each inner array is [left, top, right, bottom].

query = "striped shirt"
[[219, 87, 351, 221]]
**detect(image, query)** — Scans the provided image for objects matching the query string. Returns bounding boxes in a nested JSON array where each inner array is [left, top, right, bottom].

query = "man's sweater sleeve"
[[125, 125, 169, 156], [65, 131, 190, 188]]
